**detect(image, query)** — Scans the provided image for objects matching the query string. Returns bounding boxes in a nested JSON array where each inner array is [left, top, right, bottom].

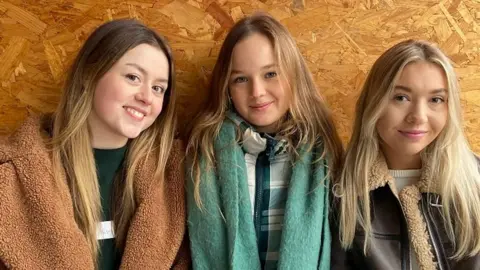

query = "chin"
[[249, 118, 275, 126], [254, 122, 275, 127], [398, 148, 423, 157], [120, 122, 152, 139], [121, 130, 143, 139]]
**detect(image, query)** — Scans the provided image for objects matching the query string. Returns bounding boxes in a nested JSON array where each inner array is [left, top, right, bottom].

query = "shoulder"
[[165, 139, 186, 182], [167, 139, 186, 170], [0, 114, 53, 199], [169, 139, 186, 162], [0, 114, 50, 164], [0, 160, 17, 186]]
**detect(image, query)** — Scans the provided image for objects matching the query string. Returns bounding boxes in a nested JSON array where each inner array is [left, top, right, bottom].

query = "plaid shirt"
[[228, 113, 290, 270]]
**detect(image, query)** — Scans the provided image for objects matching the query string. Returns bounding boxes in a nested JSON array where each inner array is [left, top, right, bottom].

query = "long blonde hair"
[[186, 13, 343, 207], [51, 19, 177, 264], [337, 39, 480, 258]]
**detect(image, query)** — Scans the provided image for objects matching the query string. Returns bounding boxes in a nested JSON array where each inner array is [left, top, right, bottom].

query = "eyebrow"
[[394, 85, 447, 94], [231, 63, 277, 75], [125, 63, 169, 83]]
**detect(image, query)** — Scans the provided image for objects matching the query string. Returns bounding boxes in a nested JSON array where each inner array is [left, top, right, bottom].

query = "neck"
[[382, 150, 422, 170], [88, 115, 129, 149], [90, 128, 128, 149], [91, 136, 128, 149], [255, 125, 277, 134]]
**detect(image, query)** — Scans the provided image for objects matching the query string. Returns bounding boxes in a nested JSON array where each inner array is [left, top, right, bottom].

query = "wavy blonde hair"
[[51, 19, 177, 264], [337, 39, 480, 259], [187, 13, 343, 207]]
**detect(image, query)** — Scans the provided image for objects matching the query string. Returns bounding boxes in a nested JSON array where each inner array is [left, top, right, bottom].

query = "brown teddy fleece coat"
[[0, 115, 190, 269]]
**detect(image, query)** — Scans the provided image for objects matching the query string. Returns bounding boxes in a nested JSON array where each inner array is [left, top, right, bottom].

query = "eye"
[[152, 85, 166, 94], [431, 96, 445, 103], [125, 74, 140, 82], [232, 76, 248, 84], [265, 71, 277, 78], [393, 95, 409, 102]]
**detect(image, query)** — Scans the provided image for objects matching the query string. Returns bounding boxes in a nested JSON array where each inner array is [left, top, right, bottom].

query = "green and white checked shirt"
[[228, 113, 291, 270]]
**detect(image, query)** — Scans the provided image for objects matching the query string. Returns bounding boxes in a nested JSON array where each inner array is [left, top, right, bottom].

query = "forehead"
[[230, 33, 276, 71], [115, 43, 169, 79], [395, 61, 447, 93]]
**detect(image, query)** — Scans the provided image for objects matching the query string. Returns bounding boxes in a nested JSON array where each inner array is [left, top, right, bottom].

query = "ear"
[[226, 89, 233, 109]]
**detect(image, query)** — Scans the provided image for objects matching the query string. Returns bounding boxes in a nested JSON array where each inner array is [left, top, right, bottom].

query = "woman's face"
[[228, 33, 291, 133], [376, 61, 448, 169], [88, 43, 169, 148]]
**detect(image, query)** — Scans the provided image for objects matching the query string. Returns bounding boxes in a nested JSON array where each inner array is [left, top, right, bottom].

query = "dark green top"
[[94, 146, 127, 270]]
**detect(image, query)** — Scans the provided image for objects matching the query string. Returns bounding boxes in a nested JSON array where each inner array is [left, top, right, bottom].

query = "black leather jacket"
[[331, 155, 480, 270]]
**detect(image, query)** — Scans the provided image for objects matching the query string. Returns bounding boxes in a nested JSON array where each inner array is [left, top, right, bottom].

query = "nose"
[[135, 84, 153, 105], [406, 100, 428, 124], [250, 78, 266, 98]]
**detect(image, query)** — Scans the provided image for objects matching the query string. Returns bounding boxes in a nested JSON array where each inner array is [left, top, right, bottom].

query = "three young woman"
[[1, 13, 478, 270], [331, 40, 480, 269], [0, 20, 188, 269], [186, 13, 343, 269]]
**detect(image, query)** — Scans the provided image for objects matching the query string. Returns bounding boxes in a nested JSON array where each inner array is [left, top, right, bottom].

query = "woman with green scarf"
[[186, 13, 343, 270]]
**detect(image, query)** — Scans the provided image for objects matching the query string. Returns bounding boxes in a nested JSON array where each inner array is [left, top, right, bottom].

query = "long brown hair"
[[337, 39, 480, 258], [187, 13, 343, 207], [51, 19, 177, 264]]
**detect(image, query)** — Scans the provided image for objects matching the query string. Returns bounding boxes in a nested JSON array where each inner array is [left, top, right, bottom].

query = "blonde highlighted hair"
[[51, 19, 177, 264], [337, 39, 480, 258], [186, 13, 343, 207]]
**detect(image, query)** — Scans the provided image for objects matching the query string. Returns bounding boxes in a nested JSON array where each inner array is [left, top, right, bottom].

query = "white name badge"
[[97, 221, 115, 240]]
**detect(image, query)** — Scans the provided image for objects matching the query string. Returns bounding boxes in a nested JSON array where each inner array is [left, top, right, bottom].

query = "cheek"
[[376, 113, 392, 134], [93, 88, 114, 115], [93, 77, 125, 110], [230, 91, 248, 110], [269, 80, 290, 109], [432, 110, 448, 133], [376, 120, 397, 151], [375, 120, 388, 141], [380, 107, 404, 127], [376, 109, 400, 141], [151, 98, 165, 117], [93, 93, 119, 121], [274, 80, 287, 97]]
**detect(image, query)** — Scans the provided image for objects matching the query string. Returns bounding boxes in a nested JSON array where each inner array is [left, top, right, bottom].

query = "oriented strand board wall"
[[0, 0, 479, 152]]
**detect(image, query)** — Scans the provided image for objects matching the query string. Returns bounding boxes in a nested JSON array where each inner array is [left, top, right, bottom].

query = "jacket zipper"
[[421, 196, 448, 270], [399, 203, 411, 270]]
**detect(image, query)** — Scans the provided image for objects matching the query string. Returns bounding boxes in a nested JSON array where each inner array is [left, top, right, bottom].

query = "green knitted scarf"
[[187, 115, 331, 270]]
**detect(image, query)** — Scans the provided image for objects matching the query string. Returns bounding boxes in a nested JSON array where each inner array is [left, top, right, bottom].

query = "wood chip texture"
[[0, 0, 479, 152]]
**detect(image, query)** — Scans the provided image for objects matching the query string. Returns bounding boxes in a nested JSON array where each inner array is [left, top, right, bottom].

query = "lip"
[[250, 101, 273, 110], [123, 106, 148, 121], [124, 105, 148, 116], [398, 130, 427, 139]]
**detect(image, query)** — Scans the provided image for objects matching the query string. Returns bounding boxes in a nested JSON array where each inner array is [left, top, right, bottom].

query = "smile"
[[250, 101, 273, 111], [398, 130, 427, 139], [124, 106, 146, 121]]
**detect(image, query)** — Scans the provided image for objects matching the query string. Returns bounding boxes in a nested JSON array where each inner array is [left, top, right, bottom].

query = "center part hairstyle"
[[50, 19, 177, 262], [187, 13, 343, 207], [337, 39, 480, 258]]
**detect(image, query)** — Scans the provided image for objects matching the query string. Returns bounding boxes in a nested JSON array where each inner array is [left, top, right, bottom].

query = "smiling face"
[[87, 43, 169, 149], [376, 61, 449, 169], [228, 33, 291, 133]]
